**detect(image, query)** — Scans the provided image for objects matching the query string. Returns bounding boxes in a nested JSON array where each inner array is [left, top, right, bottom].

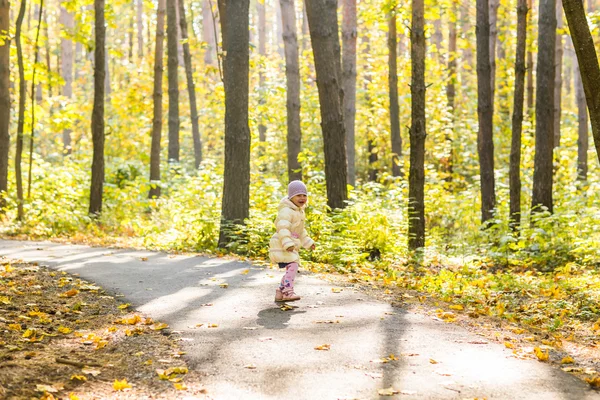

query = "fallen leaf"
[[504, 342, 515, 349], [534, 347, 549, 361], [429, 359, 439, 364], [173, 382, 188, 390], [561, 356, 574, 364], [71, 375, 87, 381], [315, 344, 331, 350], [118, 303, 130, 310], [140, 257, 148, 261], [208, 323, 218, 328], [331, 288, 343, 293], [449, 305, 464, 310], [113, 379, 131, 391], [244, 364, 257, 369], [562, 367, 582, 373], [81, 368, 101, 377], [585, 376, 600, 388], [241, 269, 250, 275], [152, 322, 169, 330], [378, 387, 399, 396], [59, 289, 79, 298], [280, 304, 294, 311], [219, 283, 229, 288], [58, 326, 72, 334], [36, 384, 63, 393]]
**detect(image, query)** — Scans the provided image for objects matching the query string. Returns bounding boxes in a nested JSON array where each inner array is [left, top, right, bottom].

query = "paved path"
[[0, 240, 597, 400]]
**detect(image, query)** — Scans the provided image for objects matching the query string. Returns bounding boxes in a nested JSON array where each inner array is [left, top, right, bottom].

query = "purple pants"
[[279, 262, 299, 294]]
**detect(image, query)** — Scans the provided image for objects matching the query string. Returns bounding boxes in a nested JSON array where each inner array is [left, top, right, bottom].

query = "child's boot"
[[275, 288, 283, 302], [280, 291, 301, 302]]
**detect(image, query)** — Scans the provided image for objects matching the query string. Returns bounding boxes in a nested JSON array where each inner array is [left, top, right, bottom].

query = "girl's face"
[[290, 194, 307, 207]]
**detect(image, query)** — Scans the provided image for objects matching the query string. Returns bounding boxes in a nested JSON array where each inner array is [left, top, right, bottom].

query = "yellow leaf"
[[165, 367, 188, 375], [140, 257, 148, 261], [22, 328, 36, 338], [241, 269, 250, 275], [429, 359, 439, 364], [244, 364, 257, 369], [58, 326, 72, 334], [0, 295, 11, 304], [118, 303, 130, 309], [219, 283, 229, 288], [71, 375, 87, 381], [504, 342, 515, 349], [113, 379, 132, 391], [59, 289, 79, 298], [524, 336, 535, 342], [378, 387, 400, 396], [208, 323, 218, 328], [173, 382, 188, 390], [586, 376, 600, 388], [561, 356, 574, 364], [8, 323, 22, 331], [144, 359, 153, 365], [152, 322, 169, 330], [510, 327, 526, 334], [95, 340, 108, 349], [315, 344, 331, 350], [449, 305, 463, 310], [108, 326, 117, 332], [534, 347, 549, 361], [69, 393, 80, 400], [331, 288, 343, 293]]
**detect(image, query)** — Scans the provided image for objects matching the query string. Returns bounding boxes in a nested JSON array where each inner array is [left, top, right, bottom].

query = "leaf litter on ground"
[[0, 258, 207, 399]]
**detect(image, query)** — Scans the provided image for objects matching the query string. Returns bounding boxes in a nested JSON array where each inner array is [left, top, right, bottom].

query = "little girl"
[[269, 180, 316, 302]]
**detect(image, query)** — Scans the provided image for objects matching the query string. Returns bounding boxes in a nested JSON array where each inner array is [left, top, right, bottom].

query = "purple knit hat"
[[288, 180, 307, 199]]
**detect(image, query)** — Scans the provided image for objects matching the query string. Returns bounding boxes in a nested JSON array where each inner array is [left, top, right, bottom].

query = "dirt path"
[[0, 239, 597, 400]]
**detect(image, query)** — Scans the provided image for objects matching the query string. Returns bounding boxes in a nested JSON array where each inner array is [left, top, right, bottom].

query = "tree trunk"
[[526, 0, 534, 112], [202, 0, 215, 65], [476, 0, 496, 224], [446, 1, 457, 111], [489, 0, 499, 113], [274, 0, 283, 56], [60, 2, 74, 155], [389, 11, 402, 177], [302, 1, 309, 52], [342, 0, 356, 186], [460, 2, 473, 88], [137, 0, 144, 58], [280, 0, 302, 182], [0, 0, 10, 212], [179, 0, 202, 168], [167, 0, 180, 162], [15, 0, 26, 220], [531, 0, 556, 215], [33, 4, 42, 102], [217, 0, 251, 247], [28, 0, 44, 199], [510, 0, 528, 230], [44, 8, 52, 98], [408, 0, 426, 249], [305, 0, 348, 210], [574, 53, 588, 181], [257, 0, 266, 150], [553, 0, 563, 147], [89, 0, 106, 216], [563, 0, 600, 168], [149, 0, 166, 199], [364, 36, 377, 182]]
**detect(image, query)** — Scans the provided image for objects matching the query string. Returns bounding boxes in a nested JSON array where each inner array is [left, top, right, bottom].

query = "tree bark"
[[574, 52, 588, 181], [167, 0, 180, 162], [15, 0, 26, 220], [44, 8, 52, 98], [305, 0, 348, 210], [510, 0, 528, 230], [149, 0, 166, 199], [553, 0, 563, 147], [446, 1, 457, 111], [0, 0, 10, 212], [60, 2, 74, 155], [280, 0, 302, 182], [526, 0, 534, 112], [179, 0, 202, 168], [408, 0, 426, 249], [364, 36, 377, 182], [342, 0, 356, 186], [257, 0, 266, 150], [217, 0, 251, 247], [531, 0, 556, 215], [489, 0, 499, 113], [389, 11, 402, 177], [202, 0, 215, 65], [137, 0, 144, 58], [28, 0, 44, 199], [89, 0, 106, 216], [563, 0, 600, 168], [476, 0, 496, 224]]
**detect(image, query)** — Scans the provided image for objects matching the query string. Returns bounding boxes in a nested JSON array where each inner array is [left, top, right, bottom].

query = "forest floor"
[[0, 238, 599, 399]]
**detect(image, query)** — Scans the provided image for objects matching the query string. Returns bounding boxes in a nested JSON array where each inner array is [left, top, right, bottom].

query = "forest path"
[[0, 239, 597, 400]]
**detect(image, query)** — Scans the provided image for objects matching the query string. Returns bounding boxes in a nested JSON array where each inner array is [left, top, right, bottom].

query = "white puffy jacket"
[[269, 197, 314, 264]]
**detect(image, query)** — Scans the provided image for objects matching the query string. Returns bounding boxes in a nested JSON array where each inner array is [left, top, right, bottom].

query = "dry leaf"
[[140, 257, 148, 261], [331, 288, 343, 293], [59, 289, 79, 297], [561, 356, 574, 364], [152, 322, 169, 330], [449, 305, 463, 310], [173, 382, 188, 390], [429, 359, 439, 364], [71, 375, 87, 381], [585, 376, 600, 388], [241, 269, 250, 275], [378, 387, 399, 396], [113, 379, 131, 391], [534, 347, 549, 361], [81, 368, 101, 376], [315, 344, 331, 351], [244, 364, 257, 369], [219, 283, 229, 288], [208, 323, 219, 328], [58, 326, 72, 334], [504, 342, 515, 349], [118, 303, 130, 310]]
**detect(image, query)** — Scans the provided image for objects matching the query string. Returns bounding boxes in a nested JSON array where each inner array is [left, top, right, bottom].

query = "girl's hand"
[[311, 244, 316, 250], [286, 246, 295, 252]]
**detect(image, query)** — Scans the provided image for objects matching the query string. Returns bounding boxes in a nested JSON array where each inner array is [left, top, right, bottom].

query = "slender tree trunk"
[[476, 0, 496, 224], [574, 54, 588, 181], [137, 0, 144, 58], [167, 0, 180, 162], [15, 0, 27, 220], [89, 0, 106, 216], [274, 0, 283, 56], [342, 0, 356, 186], [364, 36, 377, 182], [531, 0, 556, 215], [33, 4, 42, 102], [553, 0, 563, 147], [202, 0, 215, 65], [510, 0, 528, 230], [60, 2, 74, 155], [280, 0, 302, 182], [489, 0, 499, 113], [460, 2, 473, 88], [305, 0, 348, 210], [0, 0, 10, 211], [257, 0, 266, 150], [179, 0, 202, 168], [408, 0, 426, 249], [432, 12, 443, 60], [149, 0, 166, 199], [447, 1, 457, 111], [44, 9, 52, 98], [217, 0, 251, 247], [28, 0, 44, 199], [563, 0, 600, 167], [389, 11, 402, 177], [527, 0, 534, 112]]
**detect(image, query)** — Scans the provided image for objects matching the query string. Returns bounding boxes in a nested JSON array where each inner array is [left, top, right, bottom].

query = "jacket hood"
[[278, 196, 303, 211]]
